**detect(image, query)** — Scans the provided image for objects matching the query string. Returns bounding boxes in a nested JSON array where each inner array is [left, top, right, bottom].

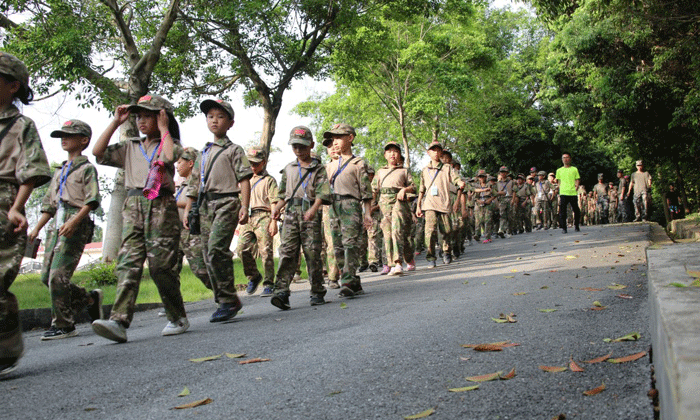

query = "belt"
[[127, 188, 167, 198], [205, 192, 238, 201], [288, 197, 305, 206], [250, 208, 270, 215], [332, 193, 358, 201]]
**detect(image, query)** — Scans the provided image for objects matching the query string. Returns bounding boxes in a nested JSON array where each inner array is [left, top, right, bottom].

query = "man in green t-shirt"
[[555, 152, 581, 233]]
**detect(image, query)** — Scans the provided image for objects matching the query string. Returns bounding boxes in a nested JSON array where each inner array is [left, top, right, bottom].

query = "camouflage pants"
[[367, 210, 383, 266], [413, 214, 425, 252], [359, 217, 369, 267], [596, 198, 609, 224], [516, 202, 533, 232], [380, 201, 414, 264], [609, 201, 618, 224], [634, 191, 649, 221], [200, 195, 241, 305], [41, 208, 93, 329], [424, 210, 451, 261], [238, 210, 275, 287], [322, 206, 339, 281], [111, 194, 185, 327], [451, 212, 463, 253], [177, 229, 211, 290], [0, 183, 25, 363], [274, 205, 326, 296], [465, 207, 474, 240], [329, 198, 363, 288], [474, 205, 493, 240], [498, 201, 513, 234], [534, 200, 551, 228]]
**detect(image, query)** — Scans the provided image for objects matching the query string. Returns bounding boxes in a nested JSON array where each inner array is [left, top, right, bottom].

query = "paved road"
[[2, 223, 654, 420]]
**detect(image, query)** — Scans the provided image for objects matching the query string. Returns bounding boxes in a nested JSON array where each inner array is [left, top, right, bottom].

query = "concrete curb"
[[669, 218, 700, 241], [647, 225, 700, 420], [19, 303, 163, 331]]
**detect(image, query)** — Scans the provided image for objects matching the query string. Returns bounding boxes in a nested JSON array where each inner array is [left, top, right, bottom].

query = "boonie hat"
[[200, 99, 234, 119], [427, 141, 443, 150], [50, 119, 92, 139], [289, 125, 313, 146], [0, 52, 29, 89], [323, 123, 356, 140], [516, 173, 525, 180], [128, 94, 174, 113], [246, 146, 267, 163], [384, 141, 402, 154], [180, 147, 198, 162], [499, 166, 509, 173], [530, 166, 537, 173]]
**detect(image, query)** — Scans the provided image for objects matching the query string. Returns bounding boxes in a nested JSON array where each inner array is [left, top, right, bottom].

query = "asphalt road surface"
[[2, 223, 654, 420]]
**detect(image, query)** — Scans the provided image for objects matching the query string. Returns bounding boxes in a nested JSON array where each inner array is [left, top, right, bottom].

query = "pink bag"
[[143, 141, 164, 200]]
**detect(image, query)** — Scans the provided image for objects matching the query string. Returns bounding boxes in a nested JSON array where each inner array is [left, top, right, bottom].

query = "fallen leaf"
[[565, 255, 577, 260], [583, 352, 612, 363], [539, 309, 557, 313], [459, 357, 471, 361], [569, 358, 585, 372], [239, 358, 271, 365], [511, 269, 518, 273], [327, 390, 342, 396], [539, 365, 567, 372], [691, 280, 700, 287], [473, 344, 504, 352], [590, 306, 606, 310], [517, 257, 523, 260], [608, 351, 647, 363], [617, 254, 625, 257], [504, 276, 514, 279], [500, 368, 516, 380], [669, 282, 688, 288], [225, 353, 246, 359], [608, 332, 641, 342], [551, 414, 566, 420], [607, 284, 627, 290], [78, 343, 94, 347], [340, 302, 348, 309], [466, 371, 502, 382], [616, 294, 633, 299], [583, 383, 606, 396], [506, 314, 517, 323], [463, 280, 469, 284], [523, 273, 531, 276], [448, 385, 480, 392], [593, 301, 603, 307], [462, 341, 509, 348], [84, 408, 97, 412], [178, 387, 190, 397], [189, 354, 223, 363], [513, 292, 528, 296], [173, 398, 213, 409], [404, 407, 435, 419], [541, 286, 549, 289], [492, 318, 508, 323], [549, 270, 557, 273]]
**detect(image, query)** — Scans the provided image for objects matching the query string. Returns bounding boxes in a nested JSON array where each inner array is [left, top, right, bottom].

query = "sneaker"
[[310, 295, 325, 306], [338, 286, 355, 298], [443, 254, 452, 265], [92, 319, 127, 343], [41, 325, 79, 341], [498, 231, 505, 238], [271, 292, 291, 310], [162, 318, 189, 336], [380, 265, 391, 275], [482, 239, 491, 244], [504, 233, 511, 239], [369, 263, 379, 272], [87, 289, 103, 322], [328, 280, 340, 289], [157, 310, 167, 317], [428, 260, 437, 268], [354, 285, 365, 295], [246, 274, 263, 295], [390, 265, 403, 275], [0, 357, 20, 378], [210, 299, 243, 322], [466, 239, 472, 246], [358, 264, 369, 272], [407, 262, 416, 271], [292, 273, 303, 283], [260, 286, 274, 297]]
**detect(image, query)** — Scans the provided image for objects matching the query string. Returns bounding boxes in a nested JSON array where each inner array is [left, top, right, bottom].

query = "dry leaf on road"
[[583, 383, 606, 396], [173, 398, 213, 409], [239, 358, 271, 365], [583, 352, 612, 363], [539, 365, 567, 372], [189, 354, 223, 363], [608, 351, 647, 364], [466, 371, 502, 382], [404, 407, 435, 419]]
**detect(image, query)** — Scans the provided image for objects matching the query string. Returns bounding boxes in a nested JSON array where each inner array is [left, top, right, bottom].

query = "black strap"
[[425, 163, 444, 190], [0, 115, 20, 144], [195, 144, 229, 209], [330, 155, 355, 188], [287, 165, 313, 203], [67, 160, 89, 177], [379, 167, 400, 189]]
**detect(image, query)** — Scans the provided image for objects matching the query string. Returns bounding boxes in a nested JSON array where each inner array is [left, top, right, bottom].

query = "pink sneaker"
[[407, 262, 416, 271], [390, 264, 403, 275], [482, 239, 492, 244], [380, 265, 391, 275]]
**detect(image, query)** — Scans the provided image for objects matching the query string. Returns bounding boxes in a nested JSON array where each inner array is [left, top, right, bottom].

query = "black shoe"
[[271, 292, 291, 310], [358, 264, 369, 273], [443, 254, 452, 264], [210, 299, 243, 322], [562, 229, 568, 234], [575, 226, 580, 232], [41, 325, 78, 341], [0, 357, 20, 378], [338, 286, 355, 298], [309, 295, 325, 306], [498, 231, 505, 238], [87, 289, 104, 322], [246, 274, 263, 295], [369, 263, 378, 272]]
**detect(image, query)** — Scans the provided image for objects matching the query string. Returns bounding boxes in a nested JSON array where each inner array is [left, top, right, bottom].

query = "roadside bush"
[[83, 262, 118, 287]]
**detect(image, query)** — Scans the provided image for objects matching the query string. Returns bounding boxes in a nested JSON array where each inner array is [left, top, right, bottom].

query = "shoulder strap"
[[379, 167, 400, 189], [288, 165, 314, 201], [0, 115, 21, 145], [426, 163, 444, 190], [193, 144, 229, 209], [67, 160, 90, 177], [330, 155, 355, 187]]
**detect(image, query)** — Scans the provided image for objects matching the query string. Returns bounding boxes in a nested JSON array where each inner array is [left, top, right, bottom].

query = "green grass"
[[12, 257, 308, 310]]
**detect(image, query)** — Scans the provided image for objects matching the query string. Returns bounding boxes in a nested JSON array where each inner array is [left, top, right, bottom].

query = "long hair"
[[165, 110, 181, 143], [0, 73, 33, 104]]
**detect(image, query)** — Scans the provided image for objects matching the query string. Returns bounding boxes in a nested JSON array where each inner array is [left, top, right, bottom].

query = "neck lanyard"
[[139, 141, 159, 165], [500, 180, 508, 191], [297, 160, 310, 197], [430, 164, 441, 185], [58, 160, 73, 200], [175, 184, 185, 200], [252, 175, 266, 191], [200, 144, 213, 188]]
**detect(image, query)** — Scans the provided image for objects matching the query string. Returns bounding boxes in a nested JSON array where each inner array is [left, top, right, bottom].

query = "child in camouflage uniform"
[[185, 99, 252, 323], [0, 52, 51, 376], [29, 120, 103, 340], [92, 94, 188, 343], [239, 146, 279, 298], [473, 169, 496, 243], [270, 126, 330, 309]]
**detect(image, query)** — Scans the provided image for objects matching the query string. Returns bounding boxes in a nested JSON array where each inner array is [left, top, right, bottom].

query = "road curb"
[[19, 303, 163, 331], [647, 226, 700, 420]]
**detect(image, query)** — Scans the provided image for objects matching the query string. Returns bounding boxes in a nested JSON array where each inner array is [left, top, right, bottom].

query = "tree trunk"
[[398, 106, 410, 168], [673, 159, 690, 214], [259, 94, 282, 154]]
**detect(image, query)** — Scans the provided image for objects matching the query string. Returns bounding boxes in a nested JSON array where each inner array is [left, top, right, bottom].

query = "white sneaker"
[[157, 310, 167, 317], [162, 318, 189, 336], [504, 233, 511, 238], [390, 265, 403, 275], [92, 319, 127, 343]]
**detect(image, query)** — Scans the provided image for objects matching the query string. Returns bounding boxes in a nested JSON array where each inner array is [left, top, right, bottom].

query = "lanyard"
[[175, 184, 185, 200], [58, 161, 73, 200], [138, 141, 159, 165], [297, 160, 310, 197], [500, 181, 508, 192], [251, 175, 266, 191], [538, 181, 544, 192], [200, 144, 212, 188], [429, 164, 441, 186]]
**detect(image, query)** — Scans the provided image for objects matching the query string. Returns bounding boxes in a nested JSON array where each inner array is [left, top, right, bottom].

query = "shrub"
[[83, 262, 118, 287]]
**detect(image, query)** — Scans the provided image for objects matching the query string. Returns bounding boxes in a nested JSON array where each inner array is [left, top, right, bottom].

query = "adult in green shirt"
[[555, 152, 581, 233]]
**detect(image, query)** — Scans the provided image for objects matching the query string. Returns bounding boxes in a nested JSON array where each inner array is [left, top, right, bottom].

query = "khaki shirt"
[[534, 180, 553, 201], [41, 156, 100, 215], [630, 171, 651, 195], [325, 155, 372, 201], [188, 137, 253, 197], [249, 170, 279, 211], [515, 182, 531, 199], [419, 161, 465, 213], [98, 136, 182, 193], [474, 182, 496, 207], [279, 158, 331, 204], [372, 165, 414, 205], [0, 105, 51, 187], [496, 179, 514, 199]]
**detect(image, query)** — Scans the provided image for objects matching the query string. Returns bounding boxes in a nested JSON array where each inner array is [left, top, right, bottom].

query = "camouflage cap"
[[529, 166, 537, 173], [516, 173, 525, 180], [200, 99, 234, 119], [0, 52, 29, 89], [323, 123, 356, 139], [289, 125, 313, 146], [476, 169, 487, 177], [499, 166, 509, 173], [50, 119, 92, 139], [598, 173, 604, 179], [636, 160, 643, 166], [538, 170, 546, 176], [180, 147, 198, 162], [367, 166, 375, 175], [128, 94, 174, 113], [384, 141, 403, 154], [427, 140, 444, 150], [246, 146, 267, 163]]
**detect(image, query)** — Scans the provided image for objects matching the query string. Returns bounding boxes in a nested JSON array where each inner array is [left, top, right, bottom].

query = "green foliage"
[[82, 262, 118, 288]]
